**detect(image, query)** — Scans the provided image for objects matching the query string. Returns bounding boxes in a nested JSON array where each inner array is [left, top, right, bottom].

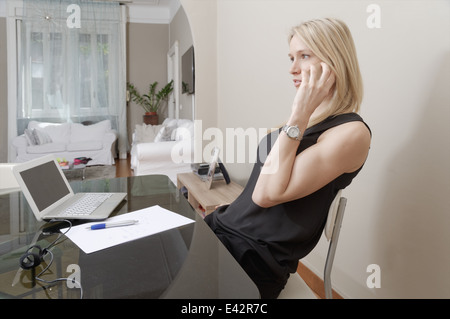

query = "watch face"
[[287, 126, 300, 138]]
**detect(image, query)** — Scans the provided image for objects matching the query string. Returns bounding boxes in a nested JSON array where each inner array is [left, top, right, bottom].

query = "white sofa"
[[130, 118, 194, 183], [12, 120, 117, 166]]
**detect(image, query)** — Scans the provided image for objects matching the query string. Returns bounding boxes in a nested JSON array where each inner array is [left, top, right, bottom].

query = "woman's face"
[[288, 34, 322, 89]]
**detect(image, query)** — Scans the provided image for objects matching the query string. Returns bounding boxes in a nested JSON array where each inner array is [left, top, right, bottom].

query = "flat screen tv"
[[181, 46, 195, 94]]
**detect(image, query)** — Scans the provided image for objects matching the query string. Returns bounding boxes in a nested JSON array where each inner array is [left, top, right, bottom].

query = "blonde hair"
[[288, 18, 363, 127]]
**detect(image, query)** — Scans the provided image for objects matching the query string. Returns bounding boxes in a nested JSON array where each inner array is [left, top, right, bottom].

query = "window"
[[20, 27, 114, 119], [8, 0, 128, 161]]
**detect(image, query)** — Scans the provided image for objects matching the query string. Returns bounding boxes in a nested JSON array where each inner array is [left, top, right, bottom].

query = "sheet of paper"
[[61, 205, 195, 254]]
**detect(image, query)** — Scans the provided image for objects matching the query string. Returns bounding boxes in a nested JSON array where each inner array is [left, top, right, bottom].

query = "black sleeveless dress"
[[205, 113, 371, 298]]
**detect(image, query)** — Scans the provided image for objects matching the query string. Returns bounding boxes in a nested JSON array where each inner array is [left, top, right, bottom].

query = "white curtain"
[[19, 0, 128, 158]]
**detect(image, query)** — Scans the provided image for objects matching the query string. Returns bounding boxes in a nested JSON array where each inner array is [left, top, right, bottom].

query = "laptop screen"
[[19, 160, 71, 212]]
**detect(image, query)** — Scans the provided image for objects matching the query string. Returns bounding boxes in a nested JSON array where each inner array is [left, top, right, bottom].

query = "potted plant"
[[127, 80, 174, 125]]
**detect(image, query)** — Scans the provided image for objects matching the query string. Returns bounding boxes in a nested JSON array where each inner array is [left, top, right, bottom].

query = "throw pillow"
[[32, 129, 52, 145], [24, 129, 37, 146], [173, 121, 194, 141], [154, 123, 177, 142]]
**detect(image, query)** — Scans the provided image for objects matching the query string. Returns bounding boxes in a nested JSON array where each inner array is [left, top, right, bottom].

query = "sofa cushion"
[[172, 120, 194, 141], [135, 124, 163, 143], [67, 141, 103, 152], [26, 142, 66, 154], [28, 121, 71, 144], [154, 126, 175, 142], [70, 120, 111, 143], [154, 118, 178, 142]]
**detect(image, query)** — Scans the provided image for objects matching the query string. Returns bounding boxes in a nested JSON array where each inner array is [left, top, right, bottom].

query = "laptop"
[[12, 155, 127, 221]]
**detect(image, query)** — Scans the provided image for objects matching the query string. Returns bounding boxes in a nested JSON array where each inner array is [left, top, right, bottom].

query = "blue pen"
[[87, 220, 139, 230]]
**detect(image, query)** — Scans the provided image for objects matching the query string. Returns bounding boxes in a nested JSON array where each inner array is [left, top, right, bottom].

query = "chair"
[[0, 163, 20, 195], [278, 190, 347, 299]]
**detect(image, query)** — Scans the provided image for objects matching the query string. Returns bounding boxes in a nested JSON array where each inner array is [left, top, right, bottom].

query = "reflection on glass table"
[[0, 175, 259, 299]]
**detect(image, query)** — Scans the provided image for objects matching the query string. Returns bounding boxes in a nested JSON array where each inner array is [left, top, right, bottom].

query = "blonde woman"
[[205, 18, 371, 298]]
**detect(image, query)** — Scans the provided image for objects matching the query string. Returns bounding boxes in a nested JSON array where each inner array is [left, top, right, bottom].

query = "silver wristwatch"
[[282, 124, 301, 141]]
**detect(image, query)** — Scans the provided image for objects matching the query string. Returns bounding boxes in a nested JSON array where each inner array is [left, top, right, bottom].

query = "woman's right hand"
[[291, 62, 335, 120]]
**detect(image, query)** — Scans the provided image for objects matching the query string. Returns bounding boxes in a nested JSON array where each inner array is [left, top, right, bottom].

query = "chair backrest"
[[323, 190, 347, 299], [0, 163, 20, 194]]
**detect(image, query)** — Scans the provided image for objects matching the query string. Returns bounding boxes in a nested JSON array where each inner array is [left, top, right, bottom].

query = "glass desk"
[[0, 175, 259, 299]]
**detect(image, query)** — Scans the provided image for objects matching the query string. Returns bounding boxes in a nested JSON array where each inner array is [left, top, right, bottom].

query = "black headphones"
[[19, 245, 49, 270], [19, 218, 70, 270], [16, 220, 83, 298]]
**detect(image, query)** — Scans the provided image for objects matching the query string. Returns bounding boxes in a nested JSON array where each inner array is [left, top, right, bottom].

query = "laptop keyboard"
[[61, 193, 113, 216]]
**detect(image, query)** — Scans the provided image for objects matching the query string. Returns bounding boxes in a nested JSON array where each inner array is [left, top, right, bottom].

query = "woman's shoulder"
[[317, 114, 371, 173], [319, 113, 371, 143], [324, 119, 370, 141], [314, 113, 371, 134]]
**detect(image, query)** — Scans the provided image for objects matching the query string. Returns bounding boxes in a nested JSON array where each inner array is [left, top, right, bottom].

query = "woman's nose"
[[290, 60, 301, 75]]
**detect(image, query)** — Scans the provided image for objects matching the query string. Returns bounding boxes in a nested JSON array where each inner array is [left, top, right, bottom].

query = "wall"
[[0, 2, 5, 163], [0, 18, 8, 163], [181, 0, 217, 135], [126, 23, 169, 142], [0, 17, 7, 162], [182, 0, 450, 298]]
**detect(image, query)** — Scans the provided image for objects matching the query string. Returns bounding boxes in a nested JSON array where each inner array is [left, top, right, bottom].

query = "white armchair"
[[130, 118, 194, 183]]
